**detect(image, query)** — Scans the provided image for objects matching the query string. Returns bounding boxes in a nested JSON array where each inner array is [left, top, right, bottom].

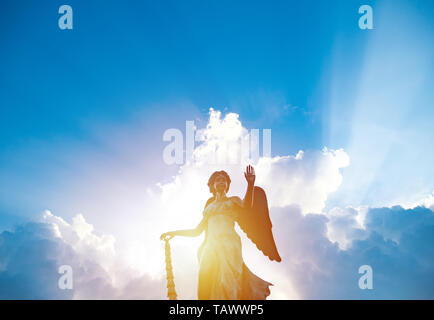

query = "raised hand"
[[244, 165, 256, 185]]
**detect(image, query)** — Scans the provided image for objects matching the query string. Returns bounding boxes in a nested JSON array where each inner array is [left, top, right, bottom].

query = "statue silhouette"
[[160, 165, 281, 300]]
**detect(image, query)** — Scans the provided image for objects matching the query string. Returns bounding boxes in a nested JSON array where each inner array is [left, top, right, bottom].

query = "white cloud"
[[269, 204, 434, 299], [151, 108, 350, 299], [324, 206, 368, 249], [157, 109, 350, 217], [32, 108, 350, 300], [256, 147, 349, 213], [403, 190, 434, 211], [42, 211, 116, 283], [3, 107, 434, 300], [35, 211, 163, 299]]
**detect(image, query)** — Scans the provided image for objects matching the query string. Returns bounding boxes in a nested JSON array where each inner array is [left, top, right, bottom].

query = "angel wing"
[[237, 186, 281, 262]]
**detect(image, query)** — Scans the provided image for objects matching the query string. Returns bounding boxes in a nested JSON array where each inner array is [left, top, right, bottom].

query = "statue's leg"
[[198, 260, 217, 300], [198, 271, 210, 299]]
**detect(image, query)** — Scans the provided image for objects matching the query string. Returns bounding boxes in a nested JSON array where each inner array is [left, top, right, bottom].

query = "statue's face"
[[214, 174, 228, 194]]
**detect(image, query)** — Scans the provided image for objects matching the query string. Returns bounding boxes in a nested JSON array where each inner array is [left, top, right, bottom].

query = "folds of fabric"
[[197, 201, 272, 300]]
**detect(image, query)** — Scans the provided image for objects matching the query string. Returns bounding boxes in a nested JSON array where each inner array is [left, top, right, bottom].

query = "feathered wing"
[[237, 186, 281, 262]]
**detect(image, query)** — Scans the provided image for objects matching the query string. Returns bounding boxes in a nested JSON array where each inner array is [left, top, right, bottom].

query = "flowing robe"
[[197, 197, 272, 300]]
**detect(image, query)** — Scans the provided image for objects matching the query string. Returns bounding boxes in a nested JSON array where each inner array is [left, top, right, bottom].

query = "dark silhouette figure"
[[161, 165, 281, 300]]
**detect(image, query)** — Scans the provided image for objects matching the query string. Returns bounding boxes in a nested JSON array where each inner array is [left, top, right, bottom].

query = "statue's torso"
[[203, 198, 239, 236], [198, 197, 242, 263]]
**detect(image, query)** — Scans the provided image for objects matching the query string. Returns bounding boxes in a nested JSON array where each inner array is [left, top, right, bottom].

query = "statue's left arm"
[[243, 165, 255, 209], [235, 165, 282, 262]]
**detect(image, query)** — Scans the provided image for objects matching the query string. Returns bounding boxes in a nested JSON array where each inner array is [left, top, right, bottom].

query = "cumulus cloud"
[[324, 206, 368, 250], [151, 108, 351, 298], [156, 109, 350, 221], [270, 204, 434, 299], [153, 108, 434, 299], [0, 211, 163, 299], [256, 148, 349, 213], [2, 108, 432, 300], [404, 190, 434, 211]]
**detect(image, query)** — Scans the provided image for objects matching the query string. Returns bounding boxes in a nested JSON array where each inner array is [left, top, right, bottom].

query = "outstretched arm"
[[243, 165, 255, 209], [160, 216, 207, 240]]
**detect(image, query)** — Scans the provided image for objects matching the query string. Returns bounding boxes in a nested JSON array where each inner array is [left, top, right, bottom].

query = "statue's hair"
[[207, 170, 231, 195]]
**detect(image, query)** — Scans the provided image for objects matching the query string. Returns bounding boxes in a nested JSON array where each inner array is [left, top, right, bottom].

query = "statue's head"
[[208, 170, 231, 196]]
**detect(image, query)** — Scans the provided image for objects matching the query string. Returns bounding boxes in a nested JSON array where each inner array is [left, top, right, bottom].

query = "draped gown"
[[197, 197, 272, 300]]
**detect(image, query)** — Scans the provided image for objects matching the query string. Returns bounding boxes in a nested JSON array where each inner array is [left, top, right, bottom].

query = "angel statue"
[[160, 165, 281, 300]]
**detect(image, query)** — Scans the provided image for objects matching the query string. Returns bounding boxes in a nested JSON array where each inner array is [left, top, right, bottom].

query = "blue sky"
[[0, 0, 433, 299], [1, 0, 432, 216]]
